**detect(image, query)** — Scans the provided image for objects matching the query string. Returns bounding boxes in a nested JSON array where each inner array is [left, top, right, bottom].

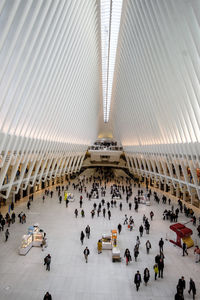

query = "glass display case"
[[19, 234, 33, 255], [102, 234, 112, 250], [33, 232, 43, 246]]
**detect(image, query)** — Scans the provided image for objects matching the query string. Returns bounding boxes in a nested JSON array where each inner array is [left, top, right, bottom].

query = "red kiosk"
[[169, 223, 194, 248]]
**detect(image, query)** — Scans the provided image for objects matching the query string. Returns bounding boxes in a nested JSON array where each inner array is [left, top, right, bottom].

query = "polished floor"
[[0, 171, 199, 300]]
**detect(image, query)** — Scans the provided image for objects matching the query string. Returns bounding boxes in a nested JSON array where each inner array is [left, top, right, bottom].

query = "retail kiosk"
[[169, 223, 194, 248], [101, 230, 121, 262], [19, 224, 45, 255]]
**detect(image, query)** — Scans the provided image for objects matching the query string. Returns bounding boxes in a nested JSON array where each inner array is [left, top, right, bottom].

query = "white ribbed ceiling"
[[0, 0, 100, 152], [111, 0, 200, 153], [0, 0, 200, 154]]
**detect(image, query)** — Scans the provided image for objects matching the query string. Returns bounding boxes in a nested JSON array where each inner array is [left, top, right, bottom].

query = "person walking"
[[108, 210, 111, 220], [159, 238, 164, 252], [97, 240, 102, 254], [43, 195, 45, 203], [182, 242, 188, 256], [80, 231, 85, 245], [123, 214, 128, 225], [119, 202, 122, 211], [134, 245, 139, 262], [43, 291, 52, 300], [85, 225, 90, 239], [146, 240, 151, 254], [5, 229, 9, 242], [44, 254, 51, 271], [134, 270, 142, 291], [177, 276, 186, 297], [91, 210, 95, 218], [59, 195, 62, 204], [136, 236, 140, 249], [143, 268, 150, 286], [103, 208, 106, 218], [74, 209, 78, 218], [79, 199, 83, 208], [188, 278, 196, 299], [124, 248, 131, 265], [83, 247, 90, 263], [118, 223, 122, 235], [153, 263, 158, 280]]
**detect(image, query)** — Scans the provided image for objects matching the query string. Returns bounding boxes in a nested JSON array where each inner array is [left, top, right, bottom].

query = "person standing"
[[5, 229, 9, 242], [27, 200, 31, 210], [150, 211, 154, 220], [11, 202, 14, 211], [83, 247, 90, 263], [153, 263, 158, 280], [194, 245, 200, 263], [146, 240, 151, 254], [159, 238, 164, 252], [188, 278, 196, 299], [11, 212, 15, 224], [177, 276, 186, 297], [158, 257, 164, 278], [97, 240, 102, 254], [143, 268, 150, 286], [43, 291, 52, 300], [80, 231, 85, 245], [41, 237, 47, 251], [44, 254, 51, 271], [139, 225, 144, 237], [1, 218, 5, 230], [118, 223, 122, 235], [134, 270, 142, 291], [182, 242, 188, 256], [175, 289, 184, 300]]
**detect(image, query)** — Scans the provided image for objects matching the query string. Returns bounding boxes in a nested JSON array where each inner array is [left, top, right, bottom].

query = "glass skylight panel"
[[101, 0, 123, 123]]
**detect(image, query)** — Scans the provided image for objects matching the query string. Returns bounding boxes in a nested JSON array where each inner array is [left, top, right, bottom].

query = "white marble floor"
[[0, 171, 199, 300]]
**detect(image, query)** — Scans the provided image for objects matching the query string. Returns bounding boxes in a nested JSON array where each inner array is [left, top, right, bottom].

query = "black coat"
[[178, 279, 186, 290], [134, 273, 142, 284]]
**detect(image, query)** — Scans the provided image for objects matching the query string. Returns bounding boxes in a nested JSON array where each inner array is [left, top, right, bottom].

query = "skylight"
[[101, 0, 123, 123]]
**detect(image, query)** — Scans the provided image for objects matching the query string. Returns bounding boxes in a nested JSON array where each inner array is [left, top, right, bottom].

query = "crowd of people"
[[0, 167, 199, 299]]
